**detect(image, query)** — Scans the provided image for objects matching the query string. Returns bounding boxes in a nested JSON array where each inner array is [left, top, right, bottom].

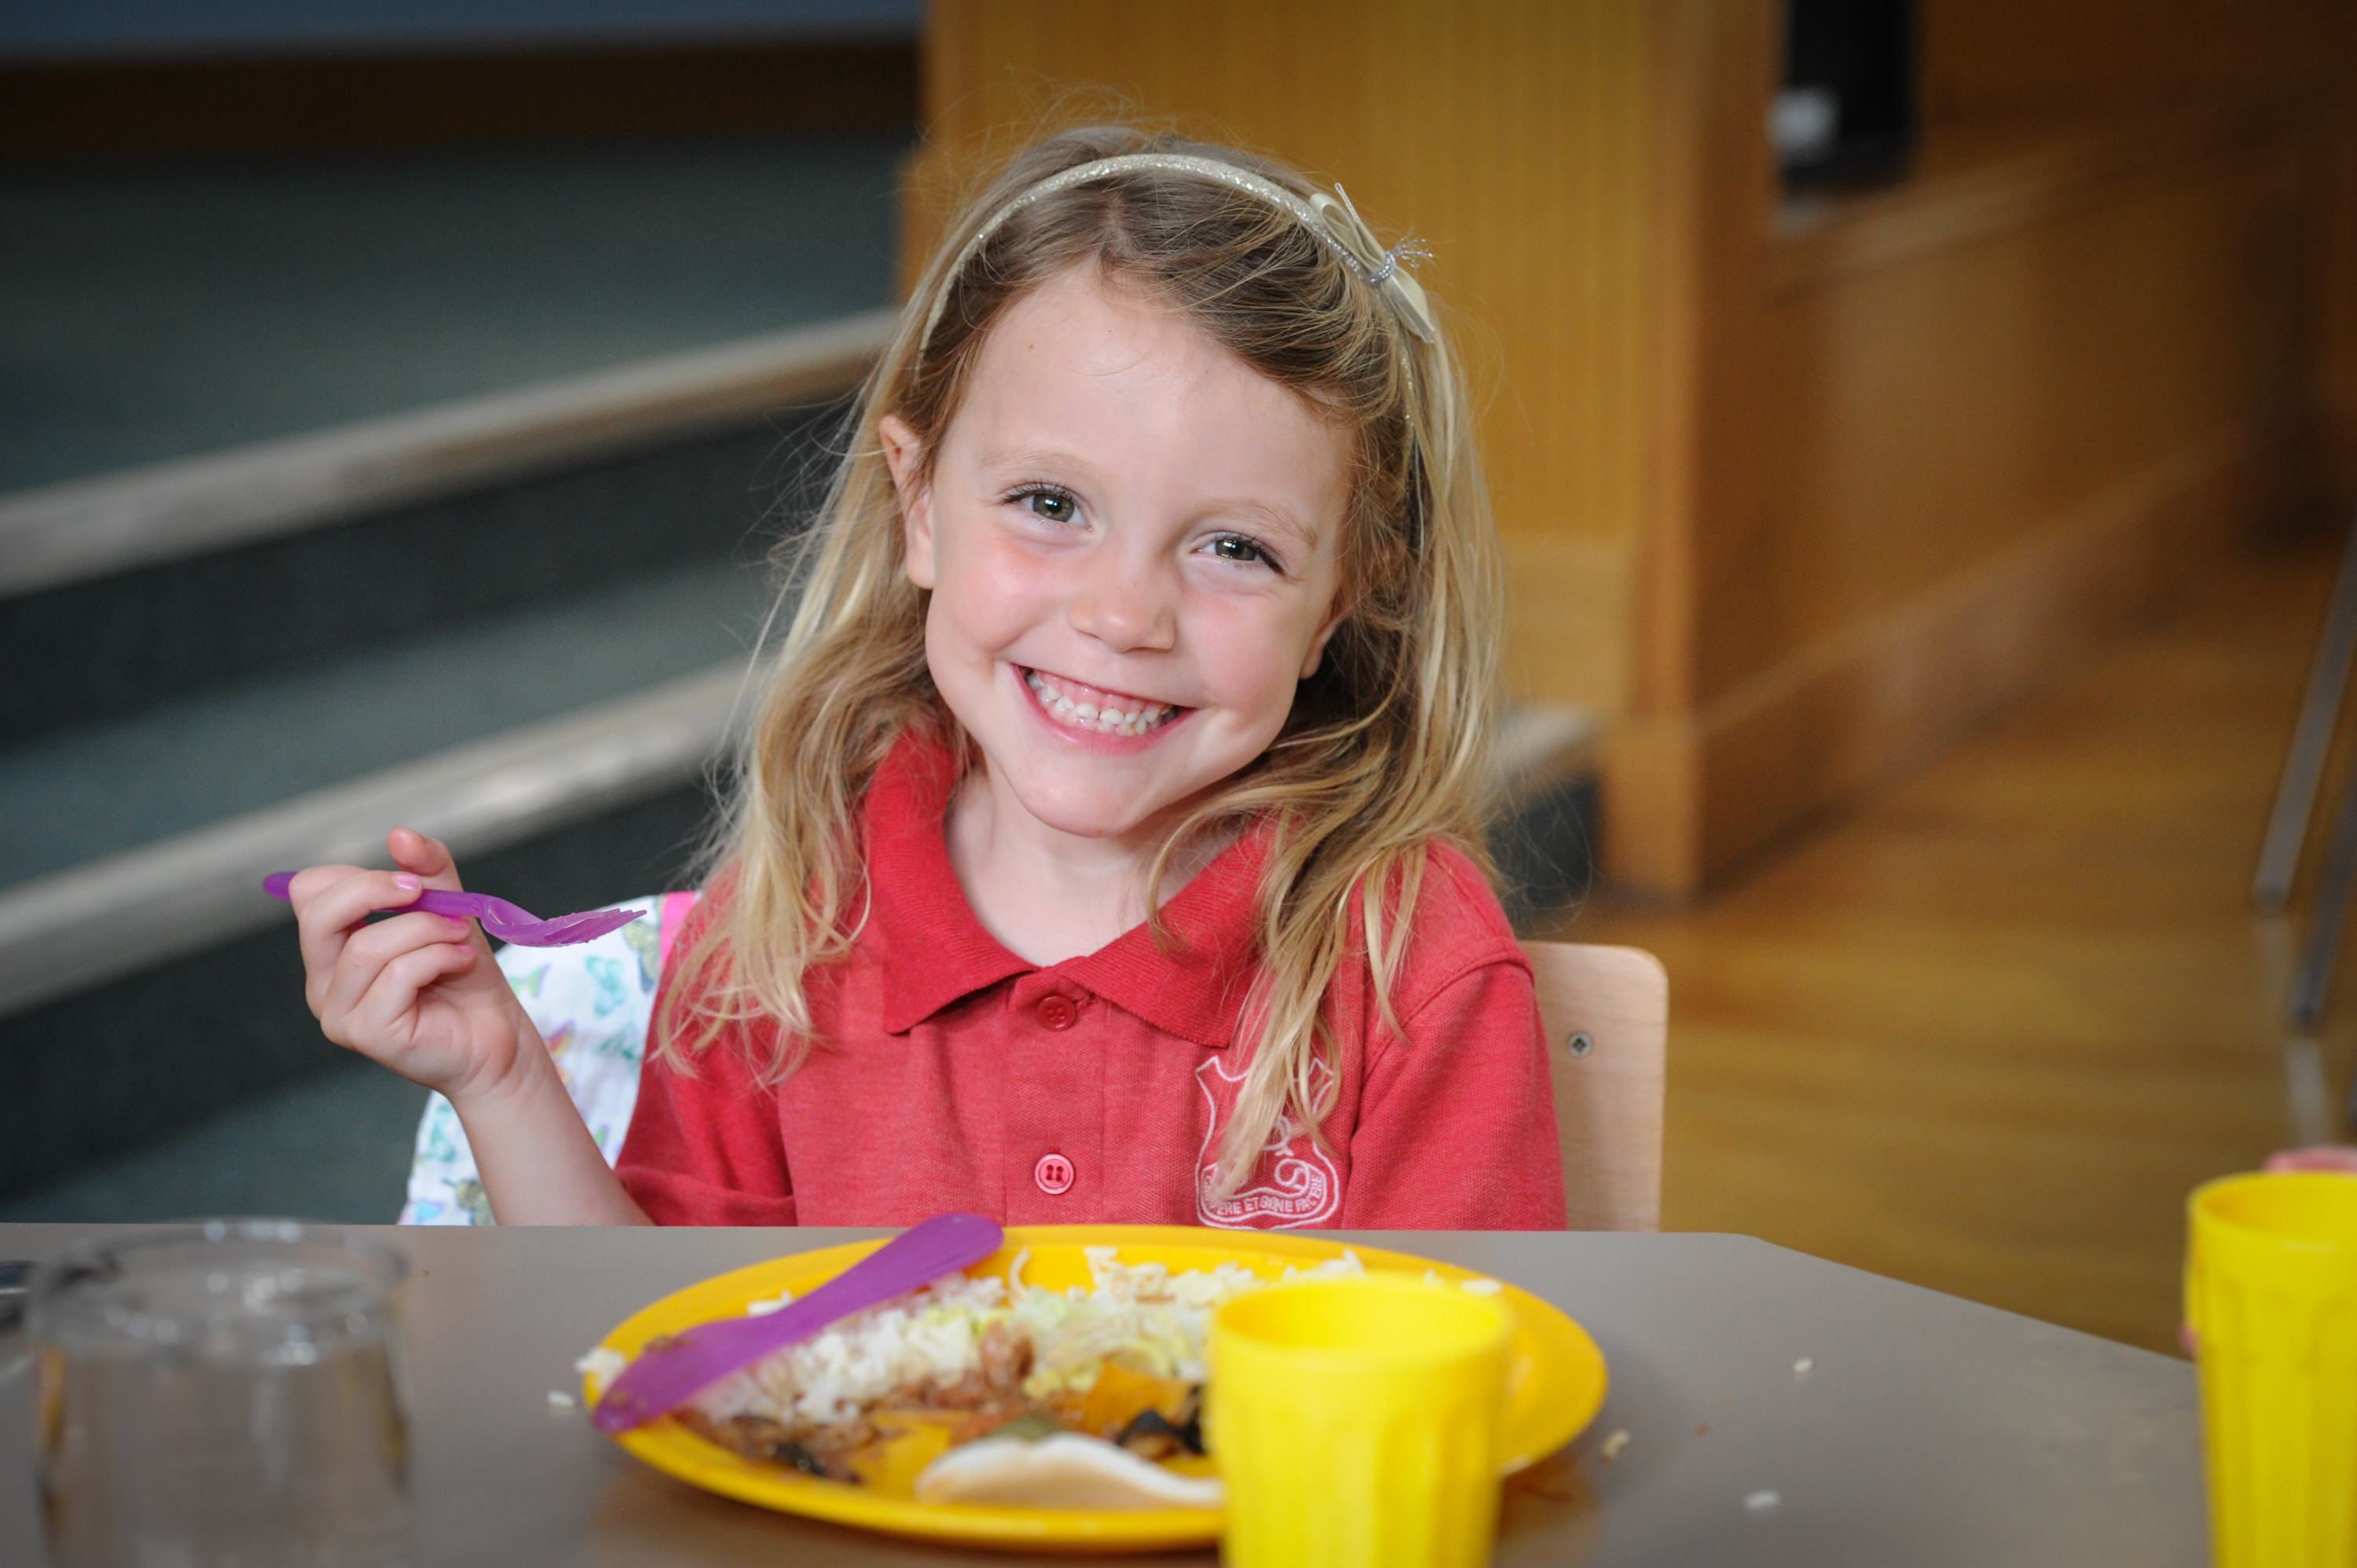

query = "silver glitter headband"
[[915, 152, 1438, 354]]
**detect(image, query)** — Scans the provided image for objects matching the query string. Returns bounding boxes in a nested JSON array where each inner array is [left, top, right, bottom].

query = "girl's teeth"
[[1026, 670, 1171, 736]]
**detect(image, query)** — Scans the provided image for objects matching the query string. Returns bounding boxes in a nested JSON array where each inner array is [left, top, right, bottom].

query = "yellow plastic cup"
[[1208, 1274, 1512, 1568], [2187, 1171, 2357, 1568]]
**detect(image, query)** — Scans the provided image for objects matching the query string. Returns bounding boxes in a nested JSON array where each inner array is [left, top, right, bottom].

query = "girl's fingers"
[[318, 910, 473, 1033], [291, 866, 428, 931], [295, 867, 431, 1004], [388, 828, 464, 892], [343, 940, 479, 1047], [289, 838, 479, 1032], [2265, 1145, 2357, 1174], [386, 830, 492, 956], [284, 863, 364, 908]]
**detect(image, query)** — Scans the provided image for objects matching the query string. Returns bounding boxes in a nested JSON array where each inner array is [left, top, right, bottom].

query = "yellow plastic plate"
[[585, 1225, 1607, 1552]]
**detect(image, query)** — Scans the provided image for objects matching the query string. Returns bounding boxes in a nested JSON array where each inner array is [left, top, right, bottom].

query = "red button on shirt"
[[1036, 995, 1078, 1031], [1035, 1154, 1075, 1194]]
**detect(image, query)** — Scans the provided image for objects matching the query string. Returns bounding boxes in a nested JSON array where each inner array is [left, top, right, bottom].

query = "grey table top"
[[0, 1225, 2203, 1566]]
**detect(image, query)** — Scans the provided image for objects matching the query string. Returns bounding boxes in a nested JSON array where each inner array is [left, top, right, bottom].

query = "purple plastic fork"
[[262, 871, 646, 947], [592, 1211, 1006, 1431]]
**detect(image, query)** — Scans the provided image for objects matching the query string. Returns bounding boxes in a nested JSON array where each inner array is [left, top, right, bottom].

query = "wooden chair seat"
[[1521, 941, 1668, 1231]]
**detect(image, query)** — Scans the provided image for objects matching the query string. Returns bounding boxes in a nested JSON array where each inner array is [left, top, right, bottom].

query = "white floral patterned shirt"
[[399, 891, 696, 1225]]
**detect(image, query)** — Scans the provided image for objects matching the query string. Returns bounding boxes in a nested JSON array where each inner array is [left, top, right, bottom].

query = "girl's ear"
[[879, 413, 936, 589], [1299, 593, 1352, 680]]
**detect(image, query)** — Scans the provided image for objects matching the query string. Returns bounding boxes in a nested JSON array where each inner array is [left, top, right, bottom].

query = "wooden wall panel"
[[1728, 127, 2316, 694], [1607, 0, 1776, 896], [1919, 0, 2349, 120], [1916, 0, 2357, 512], [917, 1, 1662, 709], [1607, 1, 2349, 894], [2332, 101, 2357, 503]]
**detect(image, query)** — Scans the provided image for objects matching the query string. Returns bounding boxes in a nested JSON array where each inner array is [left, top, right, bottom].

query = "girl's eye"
[[1208, 534, 1275, 568], [1017, 489, 1077, 523]]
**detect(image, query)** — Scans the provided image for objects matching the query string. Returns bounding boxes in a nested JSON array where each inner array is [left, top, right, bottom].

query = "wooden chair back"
[[1520, 941, 1668, 1231]]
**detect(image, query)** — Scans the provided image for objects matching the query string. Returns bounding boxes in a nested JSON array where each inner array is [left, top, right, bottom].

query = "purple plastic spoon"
[[262, 872, 644, 947], [592, 1211, 1006, 1432]]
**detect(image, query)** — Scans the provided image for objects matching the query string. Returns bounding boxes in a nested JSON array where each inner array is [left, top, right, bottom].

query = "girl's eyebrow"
[[976, 444, 1102, 483]]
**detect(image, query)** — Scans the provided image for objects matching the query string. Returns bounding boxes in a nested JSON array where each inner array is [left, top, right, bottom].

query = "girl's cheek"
[[1192, 588, 1330, 662], [973, 561, 1079, 639]]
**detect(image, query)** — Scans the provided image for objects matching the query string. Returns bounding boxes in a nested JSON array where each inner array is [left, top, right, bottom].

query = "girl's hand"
[[288, 828, 537, 1106], [2265, 1145, 2357, 1174]]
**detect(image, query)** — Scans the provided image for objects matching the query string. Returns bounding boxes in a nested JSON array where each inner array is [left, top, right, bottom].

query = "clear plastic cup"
[[28, 1220, 413, 1568], [2187, 1171, 2357, 1568], [1209, 1274, 1513, 1568]]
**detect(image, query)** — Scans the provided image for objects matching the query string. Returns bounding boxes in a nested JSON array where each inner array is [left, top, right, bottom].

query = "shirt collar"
[[862, 731, 1265, 1050]]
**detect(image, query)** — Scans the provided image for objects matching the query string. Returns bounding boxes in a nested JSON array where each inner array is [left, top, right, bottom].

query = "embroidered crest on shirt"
[[1193, 1055, 1342, 1229]]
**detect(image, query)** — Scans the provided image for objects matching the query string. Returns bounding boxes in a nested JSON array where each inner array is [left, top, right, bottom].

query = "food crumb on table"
[[575, 1347, 627, 1387], [1599, 1429, 1631, 1463], [1745, 1489, 1781, 1514], [1792, 1357, 1813, 1379], [547, 1390, 577, 1411]]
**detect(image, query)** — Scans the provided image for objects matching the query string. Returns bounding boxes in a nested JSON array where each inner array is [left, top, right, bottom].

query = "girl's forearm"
[[449, 1052, 652, 1225]]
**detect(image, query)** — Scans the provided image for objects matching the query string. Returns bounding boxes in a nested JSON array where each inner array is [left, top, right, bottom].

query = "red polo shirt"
[[616, 735, 1566, 1229]]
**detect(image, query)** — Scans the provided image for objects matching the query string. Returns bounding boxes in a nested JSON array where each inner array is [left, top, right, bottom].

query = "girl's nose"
[[1067, 551, 1177, 653]]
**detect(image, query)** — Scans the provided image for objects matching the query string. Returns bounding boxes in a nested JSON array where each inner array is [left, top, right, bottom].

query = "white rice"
[[695, 1273, 1010, 1429], [688, 1248, 1366, 1432]]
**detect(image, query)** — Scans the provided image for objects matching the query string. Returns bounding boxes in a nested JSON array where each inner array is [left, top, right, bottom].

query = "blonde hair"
[[662, 123, 1503, 1199]]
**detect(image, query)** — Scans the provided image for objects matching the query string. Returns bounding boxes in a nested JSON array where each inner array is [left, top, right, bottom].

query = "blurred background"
[[2, 1, 2353, 1358]]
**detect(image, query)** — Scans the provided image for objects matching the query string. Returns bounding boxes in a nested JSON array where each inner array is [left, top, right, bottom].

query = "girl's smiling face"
[[883, 265, 1353, 848]]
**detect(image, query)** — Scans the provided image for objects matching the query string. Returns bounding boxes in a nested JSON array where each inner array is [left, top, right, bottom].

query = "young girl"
[[288, 125, 1568, 1231]]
